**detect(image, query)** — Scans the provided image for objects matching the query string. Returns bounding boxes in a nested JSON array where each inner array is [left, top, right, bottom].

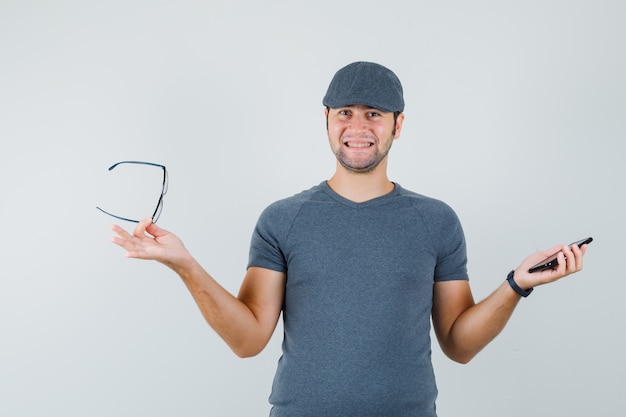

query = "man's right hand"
[[110, 217, 193, 271]]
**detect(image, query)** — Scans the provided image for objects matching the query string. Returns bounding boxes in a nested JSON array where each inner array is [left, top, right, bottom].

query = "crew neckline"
[[320, 181, 401, 208]]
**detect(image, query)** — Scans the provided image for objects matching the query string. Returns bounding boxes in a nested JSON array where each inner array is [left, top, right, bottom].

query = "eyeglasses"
[[97, 161, 168, 223]]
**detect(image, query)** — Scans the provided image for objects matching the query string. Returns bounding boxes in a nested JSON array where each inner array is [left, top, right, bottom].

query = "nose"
[[347, 114, 370, 133]]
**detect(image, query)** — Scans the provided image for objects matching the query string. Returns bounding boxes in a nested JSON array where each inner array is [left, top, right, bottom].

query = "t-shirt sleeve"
[[247, 202, 289, 273], [431, 203, 469, 282]]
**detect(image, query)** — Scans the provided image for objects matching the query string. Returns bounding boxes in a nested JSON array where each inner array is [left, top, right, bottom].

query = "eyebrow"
[[335, 105, 386, 112]]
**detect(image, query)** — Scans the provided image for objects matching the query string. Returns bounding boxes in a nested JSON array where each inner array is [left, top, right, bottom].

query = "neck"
[[326, 162, 394, 203]]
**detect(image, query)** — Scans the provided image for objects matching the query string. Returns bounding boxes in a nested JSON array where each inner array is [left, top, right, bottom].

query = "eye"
[[368, 111, 381, 118], [338, 109, 351, 116]]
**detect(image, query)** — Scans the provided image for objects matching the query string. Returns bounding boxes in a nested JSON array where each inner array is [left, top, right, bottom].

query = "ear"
[[394, 113, 405, 139], [324, 107, 330, 132]]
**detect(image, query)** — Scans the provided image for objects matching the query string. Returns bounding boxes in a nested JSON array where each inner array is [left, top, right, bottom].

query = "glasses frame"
[[97, 160, 168, 223]]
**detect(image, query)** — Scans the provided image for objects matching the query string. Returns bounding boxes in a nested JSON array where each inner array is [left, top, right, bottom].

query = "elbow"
[[233, 351, 259, 359], [223, 326, 272, 358], [448, 352, 474, 365], [233, 348, 261, 359], [230, 341, 266, 359], [436, 331, 487, 364], [441, 345, 481, 365]]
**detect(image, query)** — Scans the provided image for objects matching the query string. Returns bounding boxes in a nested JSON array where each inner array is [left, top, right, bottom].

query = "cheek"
[[328, 124, 345, 139], [373, 125, 391, 139]]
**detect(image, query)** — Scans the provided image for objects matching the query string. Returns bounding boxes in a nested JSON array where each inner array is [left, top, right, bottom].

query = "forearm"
[[440, 281, 521, 363], [173, 257, 268, 357], [110, 220, 281, 358], [434, 243, 588, 364]]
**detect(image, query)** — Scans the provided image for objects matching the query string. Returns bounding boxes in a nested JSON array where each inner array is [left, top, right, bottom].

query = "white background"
[[1, 1, 624, 416]]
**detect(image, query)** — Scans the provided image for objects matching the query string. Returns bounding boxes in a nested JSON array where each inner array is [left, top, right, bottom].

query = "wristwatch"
[[507, 270, 533, 298]]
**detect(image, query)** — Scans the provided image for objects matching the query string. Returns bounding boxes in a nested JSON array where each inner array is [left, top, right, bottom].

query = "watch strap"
[[507, 270, 533, 298]]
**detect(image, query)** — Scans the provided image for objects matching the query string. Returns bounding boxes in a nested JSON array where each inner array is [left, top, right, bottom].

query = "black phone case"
[[528, 237, 593, 273]]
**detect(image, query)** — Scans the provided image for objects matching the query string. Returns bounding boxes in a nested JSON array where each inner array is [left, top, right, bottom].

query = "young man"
[[110, 62, 588, 416]]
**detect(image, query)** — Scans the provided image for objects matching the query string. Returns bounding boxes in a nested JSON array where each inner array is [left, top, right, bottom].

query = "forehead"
[[332, 104, 389, 113]]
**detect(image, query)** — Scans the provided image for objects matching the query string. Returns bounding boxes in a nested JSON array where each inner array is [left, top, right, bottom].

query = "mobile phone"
[[528, 237, 593, 273]]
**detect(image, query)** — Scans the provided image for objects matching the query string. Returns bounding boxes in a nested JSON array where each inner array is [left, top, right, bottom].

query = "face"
[[326, 105, 404, 174]]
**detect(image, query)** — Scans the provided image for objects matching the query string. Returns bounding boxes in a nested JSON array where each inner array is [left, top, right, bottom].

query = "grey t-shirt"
[[248, 182, 468, 417]]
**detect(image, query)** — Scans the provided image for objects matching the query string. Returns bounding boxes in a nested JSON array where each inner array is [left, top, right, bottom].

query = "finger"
[[145, 221, 169, 239], [110, 224, 136, 246], [109, 230, 139, 253], [554, 249, 568, 275], [533, 245, 564, 264], [561, 245, 576, 273], [111, 223, 129, 238], [570, 243, 585, 271], [132, 217, 153, 239], [111, 234, 151, 259], [542, 244, 565, 256], [563, 244, 585, 274], [110, 223, 146, 252]]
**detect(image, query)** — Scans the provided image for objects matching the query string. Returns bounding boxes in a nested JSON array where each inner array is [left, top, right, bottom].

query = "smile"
[[345, 141, 374, 148]]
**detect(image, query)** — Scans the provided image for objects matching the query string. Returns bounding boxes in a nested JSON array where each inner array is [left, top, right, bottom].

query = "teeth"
[[346, 142, 372, 148]]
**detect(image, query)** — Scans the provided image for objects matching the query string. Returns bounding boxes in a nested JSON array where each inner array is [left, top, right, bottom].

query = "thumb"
[[132, 217, 153, 238], [145, 220, 170, 238]]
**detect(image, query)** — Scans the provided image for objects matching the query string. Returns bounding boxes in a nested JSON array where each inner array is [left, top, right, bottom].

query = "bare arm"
[[111, 218, 285, 358], [432, 242, 588, 364]]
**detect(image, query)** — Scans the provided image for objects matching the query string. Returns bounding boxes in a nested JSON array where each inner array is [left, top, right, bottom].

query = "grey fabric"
[[248, 182, 468, 416]]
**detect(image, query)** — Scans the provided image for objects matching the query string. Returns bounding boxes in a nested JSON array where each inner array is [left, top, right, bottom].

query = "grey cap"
[[323, 61, 404, 112]]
